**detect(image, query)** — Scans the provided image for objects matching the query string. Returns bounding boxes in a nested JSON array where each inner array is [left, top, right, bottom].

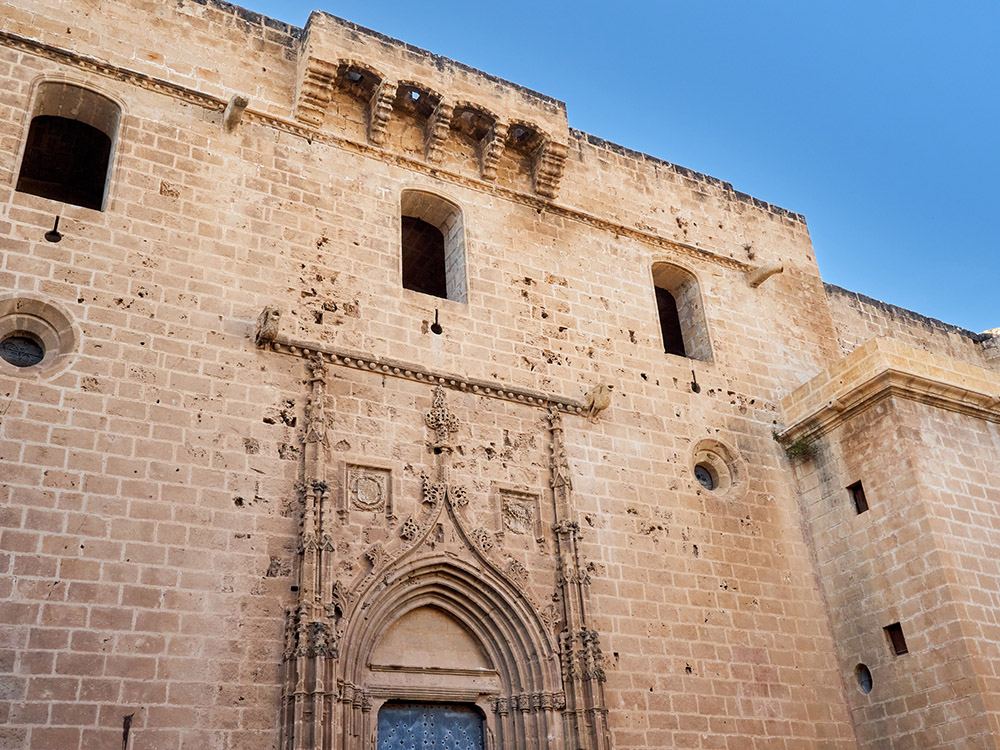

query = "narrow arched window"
[[652, 262, 711, 361], [16, 83, 120, 211], [400, 190, 467, 302], [655, 286, 686, 357]]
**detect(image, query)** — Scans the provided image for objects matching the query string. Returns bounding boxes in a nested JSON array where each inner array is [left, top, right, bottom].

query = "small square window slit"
[[884, 622, 908, 655], [848, 480, 869, 514]]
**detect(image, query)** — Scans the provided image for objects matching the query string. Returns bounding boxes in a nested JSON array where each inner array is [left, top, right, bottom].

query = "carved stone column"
[[283, 355, 340, 750], [547, 407, 611, 750]]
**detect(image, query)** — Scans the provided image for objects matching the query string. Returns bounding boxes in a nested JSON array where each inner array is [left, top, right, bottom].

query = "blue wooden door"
[[377, 703, 484, 750]]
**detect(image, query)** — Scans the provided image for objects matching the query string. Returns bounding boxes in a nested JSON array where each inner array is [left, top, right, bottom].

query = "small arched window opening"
[[451, 105, 495, 142], [394, 82, 439, 121], [506, 122, 543, 156], [400, 190, 467, 302], [336, 62, 380, 101], [652, 262, 711, 361], [16, 83, 121, 211]]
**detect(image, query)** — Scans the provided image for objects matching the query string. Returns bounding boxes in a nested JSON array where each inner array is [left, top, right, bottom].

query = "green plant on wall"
[[773, 430, 815, 462]]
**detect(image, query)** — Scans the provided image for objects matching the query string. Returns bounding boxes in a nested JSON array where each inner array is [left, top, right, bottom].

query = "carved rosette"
[[399, 516, 419, 541]]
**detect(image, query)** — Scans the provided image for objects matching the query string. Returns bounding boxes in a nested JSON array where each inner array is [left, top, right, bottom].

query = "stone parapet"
[[779, 337, 1000, 441]]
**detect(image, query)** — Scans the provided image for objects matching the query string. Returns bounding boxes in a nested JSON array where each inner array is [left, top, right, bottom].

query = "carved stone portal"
[[279, 362, 609, 750]]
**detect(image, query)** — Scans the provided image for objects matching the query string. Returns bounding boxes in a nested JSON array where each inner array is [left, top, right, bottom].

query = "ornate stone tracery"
[[278, 356, 610, 750]]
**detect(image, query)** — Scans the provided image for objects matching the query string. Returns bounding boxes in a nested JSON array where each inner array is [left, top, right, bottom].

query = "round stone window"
[[855, 663, 873, 694], [0, 296, 77, 376], [694, 463, 716, 491], [0, 333, 45, 367], [690, 439, 742, 495]]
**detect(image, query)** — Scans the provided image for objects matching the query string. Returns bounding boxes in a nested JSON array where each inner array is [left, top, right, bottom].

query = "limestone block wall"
[[781, 338, 1000, 748], [905, 405, 1000, 740], [792, 399, 995, 748], [825, 283, 994, 371], [0, 1, 878, 749]]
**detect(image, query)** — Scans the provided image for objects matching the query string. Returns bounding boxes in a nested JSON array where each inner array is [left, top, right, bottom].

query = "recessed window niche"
[[848, 480, 869, 514], [400, 190, 467, 303], [16, 82, 121, 211], [855, 663, 873, 694]]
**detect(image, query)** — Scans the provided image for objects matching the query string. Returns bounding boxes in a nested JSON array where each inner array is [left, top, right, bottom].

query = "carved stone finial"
[[254, 306, 282, 347], [424, 386, 460, 448], [583, 383, 613, 423], [746, 261, 785, 288]]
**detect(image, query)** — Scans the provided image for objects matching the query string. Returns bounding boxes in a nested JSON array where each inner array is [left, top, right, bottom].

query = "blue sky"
[[239, 1, 997, 333]]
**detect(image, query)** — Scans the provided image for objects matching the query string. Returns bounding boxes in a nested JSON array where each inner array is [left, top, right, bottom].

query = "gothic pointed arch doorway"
[[336, 556, 565, 750]]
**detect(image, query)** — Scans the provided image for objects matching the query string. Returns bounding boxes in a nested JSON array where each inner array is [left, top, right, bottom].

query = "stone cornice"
[[0, 29, 751, 274], [262, 336, 586, 415], [778, 338, 1000, 442]]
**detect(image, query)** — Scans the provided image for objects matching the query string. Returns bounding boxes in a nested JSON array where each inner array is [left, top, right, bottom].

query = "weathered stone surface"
[[0, 2, 996, 749]]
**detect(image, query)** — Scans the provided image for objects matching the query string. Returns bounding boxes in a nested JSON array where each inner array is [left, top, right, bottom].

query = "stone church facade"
[[1, 2, 998, 748]]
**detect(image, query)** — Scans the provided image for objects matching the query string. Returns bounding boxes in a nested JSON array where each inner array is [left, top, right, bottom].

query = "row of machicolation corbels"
[[293, 56, 568, 199]]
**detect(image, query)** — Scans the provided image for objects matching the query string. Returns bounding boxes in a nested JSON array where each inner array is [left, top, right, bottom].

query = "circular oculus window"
[[0, 333, 45, 367], [0, 296, 77, 376], [690, 439, 741, 494]]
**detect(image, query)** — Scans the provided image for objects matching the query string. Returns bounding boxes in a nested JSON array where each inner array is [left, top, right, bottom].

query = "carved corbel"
[[253, 306, 282, 347], [368, 79, 397, 146], [480, 121, 508, 181], [424, 99, 454, 163], [295, 57, 338, 127], [746, 261, 785, 288], [222, 94, 249, 132], [532, 139, 568, 199]]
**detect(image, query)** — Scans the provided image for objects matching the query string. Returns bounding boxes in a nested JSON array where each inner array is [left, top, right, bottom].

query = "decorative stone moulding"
[[779, 338, 1000, 444], [0, 295, 78, 377], [260, 333, 585, 416], [294, 11, 571, 198], [690, 439, 742, 495]]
